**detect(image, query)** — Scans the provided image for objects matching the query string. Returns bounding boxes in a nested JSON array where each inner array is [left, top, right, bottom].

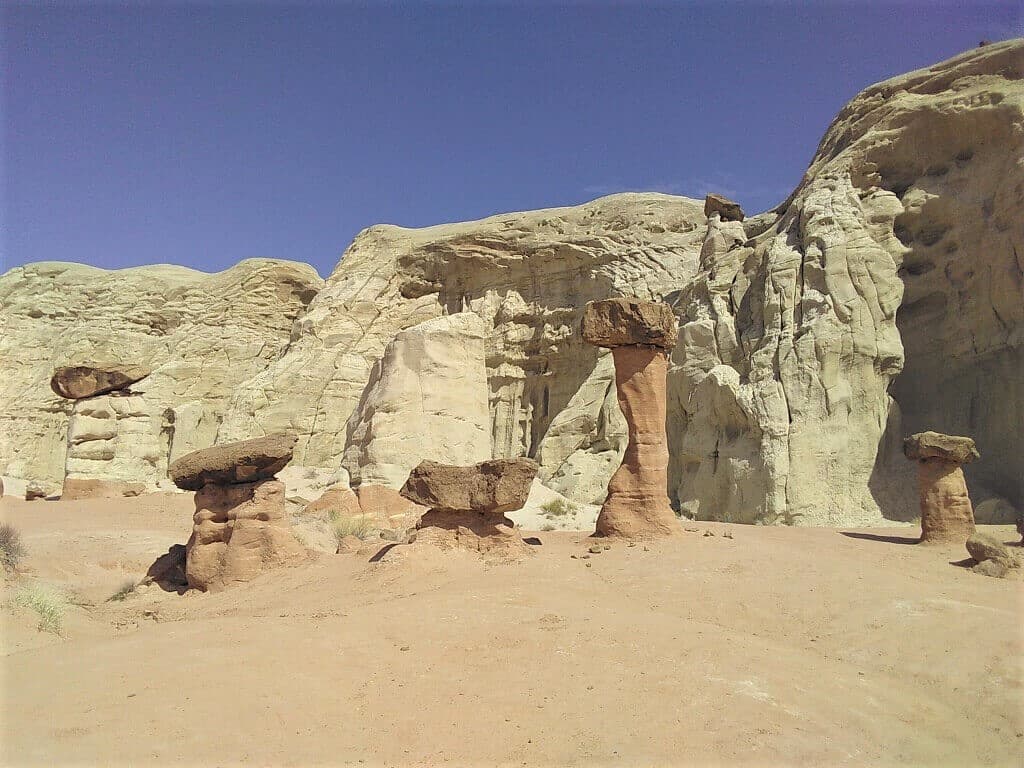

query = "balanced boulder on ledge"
[[169, 434, 298, 491], [50, 365, 150, 400]]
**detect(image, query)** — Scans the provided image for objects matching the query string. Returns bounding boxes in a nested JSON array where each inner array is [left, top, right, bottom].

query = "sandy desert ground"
[[1, 494, 1022, 767]]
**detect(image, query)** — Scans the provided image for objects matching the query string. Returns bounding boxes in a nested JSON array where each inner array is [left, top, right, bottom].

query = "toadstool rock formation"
[[399, 458, 538, 553], [703, 193, 745, 222], [904, 431, 979, 544], [169, 434, 307, 591], [582, 298, 680, 538]]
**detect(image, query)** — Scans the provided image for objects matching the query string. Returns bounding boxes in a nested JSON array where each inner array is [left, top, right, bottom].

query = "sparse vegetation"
[[540, 498, 578, 519], [330, 512, 374, 543], [540, 523, 556, 532], [0, 523, 26, 572], [107, 579, 138, 602], [14, 583, 68, 634]]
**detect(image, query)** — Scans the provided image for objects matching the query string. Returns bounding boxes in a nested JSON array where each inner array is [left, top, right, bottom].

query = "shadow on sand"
[[839, 531, 920, 546]]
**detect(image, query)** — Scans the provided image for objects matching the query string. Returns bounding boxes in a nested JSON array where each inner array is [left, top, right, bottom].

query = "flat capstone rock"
[[168, 433, 298, 491]]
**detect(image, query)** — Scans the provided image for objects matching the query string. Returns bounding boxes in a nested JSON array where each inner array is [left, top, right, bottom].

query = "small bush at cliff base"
[[541, 499, 578, 518], [0, 523, 26, 572]]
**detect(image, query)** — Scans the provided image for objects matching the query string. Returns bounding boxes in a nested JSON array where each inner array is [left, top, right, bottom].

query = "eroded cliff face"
[[670, 39, 1023, 524], [220, 193, 708, 502], [3, 42, 1020, 523], [0, 260, 322, 490]]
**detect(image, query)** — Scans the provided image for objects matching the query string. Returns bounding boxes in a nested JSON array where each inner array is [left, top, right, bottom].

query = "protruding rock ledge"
[[50, 365, 150, 400], [169, 434, 298, 491], [703, 193, 745, 222], [581, 298, 678, 350]]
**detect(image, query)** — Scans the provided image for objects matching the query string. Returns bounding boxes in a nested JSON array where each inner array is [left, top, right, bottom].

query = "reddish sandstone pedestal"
[[904, 431, 980, 545], [582, 298, 680, 539]]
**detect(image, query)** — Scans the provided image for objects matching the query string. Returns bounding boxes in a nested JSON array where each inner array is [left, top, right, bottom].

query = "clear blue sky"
[[2, 2, 1021, 277]]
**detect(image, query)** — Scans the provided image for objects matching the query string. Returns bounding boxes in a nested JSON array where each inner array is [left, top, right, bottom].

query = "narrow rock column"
[[582, 298, 679, 538], [904, 431, 980, 545]]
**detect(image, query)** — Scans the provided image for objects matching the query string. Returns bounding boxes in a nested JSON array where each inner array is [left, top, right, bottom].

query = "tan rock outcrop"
[[169, 434, 298, 491], [905, 431, 978, 544], [186, 479, 307, 592], [400, 458, 538, 554], [341, 313, 491, 491], [582, 300, 679, 538], [0, 260, 322, 490], [670, 39, 1023, 525]]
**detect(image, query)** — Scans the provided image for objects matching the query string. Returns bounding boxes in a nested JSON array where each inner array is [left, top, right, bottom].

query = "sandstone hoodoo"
[[400, 458, 538, 553], [582, 298, 680, 539], [904, 432, 979, 545], [50, 364, 150, 400], [169, 435, 306, 591], [169, 433, 298, 491], [186, 479, 307, 592]]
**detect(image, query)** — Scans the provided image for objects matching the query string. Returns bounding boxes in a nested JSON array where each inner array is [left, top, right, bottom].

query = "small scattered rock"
[[966, 532, 1014, 564], [703, 530, 714, 537], [400, 646, 410, 652], [723, 531, 733, 539], [588, 545, 603, 554]]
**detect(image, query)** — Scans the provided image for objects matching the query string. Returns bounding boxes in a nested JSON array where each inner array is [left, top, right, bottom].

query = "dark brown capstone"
[[704, 193, 745, 222], [50, 365, 150, 400], [580, 298, 678, 350], [399, 458, 538, 514], [168, 434, 298, 491], [903, 431, 980, 464]]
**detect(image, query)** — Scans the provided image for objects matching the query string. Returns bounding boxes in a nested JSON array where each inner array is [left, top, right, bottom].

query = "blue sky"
[[2, 2, 1021, 277]]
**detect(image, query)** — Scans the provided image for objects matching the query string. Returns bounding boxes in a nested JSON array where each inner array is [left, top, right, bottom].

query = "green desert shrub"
[[14, 583, 68, 634], [540, 498, 578, 518], [107, 579, 138, 602], [331, 513, 374, 543], [0, 523, 26, 572]]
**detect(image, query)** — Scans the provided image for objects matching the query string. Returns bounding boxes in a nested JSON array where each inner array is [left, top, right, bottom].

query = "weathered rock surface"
[[581, 298, 679, 349], [169, 434, 297, 491], [0, 260, 322, 490], [400, 458, 538, 514], [670, 39, 1023, 525], [703, 193, 745, 222], [342, 313, 491, 490], [186, 479, 307, 592], [595, 345, 679, 538], [904, 432, 980, 464]]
